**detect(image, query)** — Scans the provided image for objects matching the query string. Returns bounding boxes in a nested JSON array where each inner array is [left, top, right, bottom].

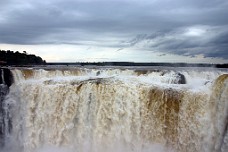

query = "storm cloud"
[[0, 0, 228, 61]]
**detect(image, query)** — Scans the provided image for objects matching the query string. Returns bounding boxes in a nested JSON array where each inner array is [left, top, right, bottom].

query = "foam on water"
[[0, 67, 227, 152]]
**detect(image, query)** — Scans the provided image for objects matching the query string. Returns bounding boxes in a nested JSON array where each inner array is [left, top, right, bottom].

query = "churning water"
[[0, 66, 227, 152]]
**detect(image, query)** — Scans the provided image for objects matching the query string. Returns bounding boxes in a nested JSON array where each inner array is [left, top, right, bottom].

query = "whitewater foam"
[[0, 67, 227, 152]]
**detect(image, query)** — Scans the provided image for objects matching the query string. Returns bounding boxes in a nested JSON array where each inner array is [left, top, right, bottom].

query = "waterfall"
[[0, 68, 13, 148], [1, 67, 228, 152], [1, 69, 5, 85]]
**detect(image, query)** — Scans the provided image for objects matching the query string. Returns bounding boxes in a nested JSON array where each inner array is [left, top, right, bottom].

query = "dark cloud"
[[0, 0, 228, 60], [120, 26, 228, 59]]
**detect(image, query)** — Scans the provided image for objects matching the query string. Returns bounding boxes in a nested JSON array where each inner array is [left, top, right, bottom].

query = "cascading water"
[[1, 69, 5, 85], [0, 67, 228, 152], [0, 68, 12, 148]]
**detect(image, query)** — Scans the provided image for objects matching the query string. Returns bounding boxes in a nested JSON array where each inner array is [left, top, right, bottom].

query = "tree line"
[[0, 50, 46, 65]]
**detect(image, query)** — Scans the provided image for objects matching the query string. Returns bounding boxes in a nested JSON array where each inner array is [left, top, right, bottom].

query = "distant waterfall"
[[1, 67, 228, 152]]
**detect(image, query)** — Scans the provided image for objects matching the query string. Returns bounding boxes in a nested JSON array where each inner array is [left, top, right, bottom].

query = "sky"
[[0, 0, 228, 63]]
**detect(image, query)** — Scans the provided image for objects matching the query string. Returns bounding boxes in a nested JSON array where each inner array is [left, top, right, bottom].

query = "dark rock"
[[0, 68, 13, 147], [176, 73, 186, 84], [0, 68, 13, 87]]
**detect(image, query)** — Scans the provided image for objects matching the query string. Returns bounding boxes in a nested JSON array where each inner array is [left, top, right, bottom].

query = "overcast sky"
[[0, 0, 228, 63]]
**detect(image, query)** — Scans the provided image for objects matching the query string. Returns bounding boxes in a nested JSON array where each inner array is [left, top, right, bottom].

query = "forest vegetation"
[[0, 50, 46, 65]]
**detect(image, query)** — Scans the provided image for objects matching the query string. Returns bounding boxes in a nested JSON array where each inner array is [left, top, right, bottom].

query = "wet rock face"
[[0, 85, 9, 147], [177, 73, 186, 84], [0, 70, 3, 84], [0, 68, 13, 87], [0, 68, 13, 147]]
